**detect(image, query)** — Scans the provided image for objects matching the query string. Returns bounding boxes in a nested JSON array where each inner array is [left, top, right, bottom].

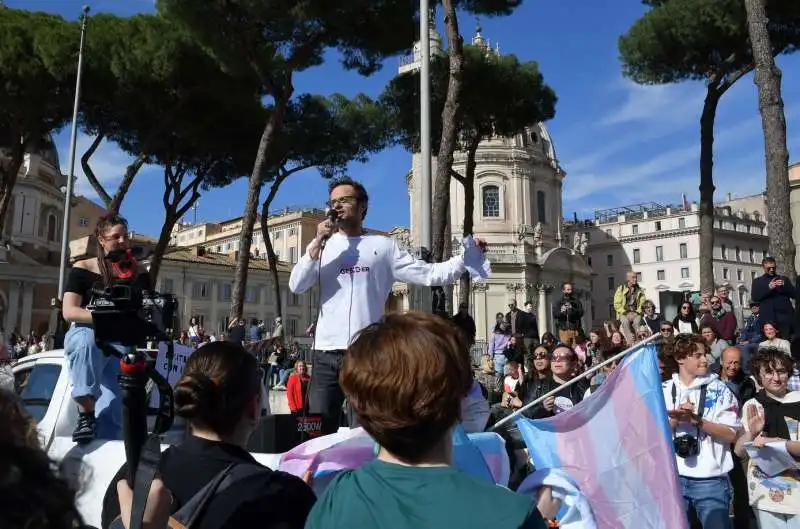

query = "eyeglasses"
[[533, 352, 549, 360], [328, 196, 357, 207], [551, 354, 574, 362], [660, 327, 673, 333]]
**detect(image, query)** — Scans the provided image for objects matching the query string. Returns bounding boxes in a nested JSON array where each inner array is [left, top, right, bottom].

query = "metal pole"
[[490, 333, 660, 431], [419, 1, 432, 252], [57, 5, 91, 301]]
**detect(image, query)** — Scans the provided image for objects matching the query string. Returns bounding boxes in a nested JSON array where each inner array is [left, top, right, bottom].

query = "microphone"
[[321, 208, 338, 249]]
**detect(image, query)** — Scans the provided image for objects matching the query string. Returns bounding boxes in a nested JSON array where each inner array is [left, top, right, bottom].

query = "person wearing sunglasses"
[[673, 301, 699, 335]]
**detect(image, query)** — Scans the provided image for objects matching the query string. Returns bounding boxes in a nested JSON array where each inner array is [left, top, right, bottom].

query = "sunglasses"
[[533, 352, 549, 359], [551, 354, 574, 362], [660, 327, 673, 332]]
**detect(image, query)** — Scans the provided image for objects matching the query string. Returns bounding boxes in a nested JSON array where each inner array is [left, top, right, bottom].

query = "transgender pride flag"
[[516, 344, 688, 529]]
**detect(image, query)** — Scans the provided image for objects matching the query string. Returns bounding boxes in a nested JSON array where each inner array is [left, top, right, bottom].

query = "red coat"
[[287, 373, 311, 413]]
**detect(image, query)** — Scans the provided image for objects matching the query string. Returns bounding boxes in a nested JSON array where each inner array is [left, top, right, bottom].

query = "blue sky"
[[10, 0, 800, 237]]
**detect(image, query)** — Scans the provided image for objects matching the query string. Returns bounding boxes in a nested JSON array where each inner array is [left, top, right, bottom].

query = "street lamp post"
[[52, 5, 90, 346], [419, 0, 432, 255]]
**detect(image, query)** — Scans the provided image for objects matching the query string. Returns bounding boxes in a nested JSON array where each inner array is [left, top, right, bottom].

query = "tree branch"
[[108, 153, 147, 214], [80, 133, 111, 206], [450, 168, 465, 185]]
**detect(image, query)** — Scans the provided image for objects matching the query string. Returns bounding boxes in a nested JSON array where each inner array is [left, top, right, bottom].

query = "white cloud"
[[57, 132, 155, 203], [599, 82, 705, 127]]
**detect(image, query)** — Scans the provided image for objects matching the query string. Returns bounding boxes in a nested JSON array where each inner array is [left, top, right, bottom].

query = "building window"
[[482, 185, 500, 218], [717, 219, 723, 229], [607, 276, 614, 291], [655, 221, 662, 231], [679, 243, 688, 259], [608, 304, 615, 319], [606, 254, 614, 266], [536, 190, 546, 224], [723, 268, 729, 280], [735, 246, 741, 261], [245, 286, 259, 303], [763, 250, 768, 260], [657, 270, 665, 281], [749, 248, 755, 263], [287, 318, 298, 336], [678, 217, 686, 229], [220, 283, 232, 301], [46, 214, 57, 242], [655, 246, 664, 262], [636, 272, 642, 283], [161, 278, 174, 293], [737, 269, 743, 281], [288, 228, 296, 236], [192, 282, 209, 298], [274, 231, 281, 239], [721, 245, 727, 260], [633, 249, 640, 264], [681, 267, 690, 279], [751, 270, 757, 281], [587, 256, 592, 266], [632, 224, 639, 235], [79, 217, 89, 227], [288, 246, 297, 263]]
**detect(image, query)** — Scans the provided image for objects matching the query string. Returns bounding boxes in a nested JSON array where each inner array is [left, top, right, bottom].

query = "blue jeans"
[[756, 510, 800, 529], [680, 475, 732, 529], [64, 324, 128, 439]]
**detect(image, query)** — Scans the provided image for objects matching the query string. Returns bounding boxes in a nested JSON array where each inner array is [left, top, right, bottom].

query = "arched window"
[[482, 185, 500, 218], [536, 191, 547, 224], [47, 214, 57, 242]]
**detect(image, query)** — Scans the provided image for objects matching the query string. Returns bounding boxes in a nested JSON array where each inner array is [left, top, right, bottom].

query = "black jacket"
[[553, 295, 584, 332], [506, 310, 538, 340], [752, 273, 796, 330]]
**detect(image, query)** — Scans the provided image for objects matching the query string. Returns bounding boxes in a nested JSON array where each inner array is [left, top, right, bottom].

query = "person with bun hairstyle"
[[61, 213, 151, 444], [101, 341, 316, 529], [305, 311, 555, 529]]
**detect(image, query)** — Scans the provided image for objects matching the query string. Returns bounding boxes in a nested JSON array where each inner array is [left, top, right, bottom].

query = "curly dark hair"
[[749, 346, 794, 385], [671, 333, 706, 361]]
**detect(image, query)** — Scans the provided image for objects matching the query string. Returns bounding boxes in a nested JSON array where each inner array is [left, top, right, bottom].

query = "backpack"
[[110, 436, 271, 529]]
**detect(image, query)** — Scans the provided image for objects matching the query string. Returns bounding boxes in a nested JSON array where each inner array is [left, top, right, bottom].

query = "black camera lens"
[[673, 435, 700, 459]]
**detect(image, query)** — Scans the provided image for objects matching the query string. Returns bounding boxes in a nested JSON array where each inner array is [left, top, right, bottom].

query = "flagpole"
[[489, 333, 661, 431]]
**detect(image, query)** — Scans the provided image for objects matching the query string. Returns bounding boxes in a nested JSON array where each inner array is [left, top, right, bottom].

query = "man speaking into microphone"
[[289, 177, 489, 434]]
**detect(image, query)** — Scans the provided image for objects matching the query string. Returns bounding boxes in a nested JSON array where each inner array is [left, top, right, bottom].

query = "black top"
[[65, 267, 152, 308], [101, 436, 316, 529], [228, 325, 246, 343]]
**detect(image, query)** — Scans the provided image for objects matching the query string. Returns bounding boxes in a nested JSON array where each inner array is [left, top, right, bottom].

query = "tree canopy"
[[618, 0, 800, 290], [0, 8, 78, 232], [382, 45, 556, 155]]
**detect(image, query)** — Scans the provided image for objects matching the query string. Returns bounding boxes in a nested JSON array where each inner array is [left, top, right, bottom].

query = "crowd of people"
[[7, 177, 800, 529]]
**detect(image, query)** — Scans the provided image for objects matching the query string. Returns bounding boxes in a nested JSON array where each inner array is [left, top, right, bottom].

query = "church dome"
[[27, 134, 60, 169], [515, 122, 557, 165]]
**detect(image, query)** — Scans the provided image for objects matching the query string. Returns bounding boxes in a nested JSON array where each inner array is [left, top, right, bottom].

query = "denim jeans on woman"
[[64, 323, 129, 440]]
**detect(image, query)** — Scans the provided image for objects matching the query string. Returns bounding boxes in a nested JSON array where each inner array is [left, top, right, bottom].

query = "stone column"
[[210, 282, 220, 334], [537, 285, 548, 338], [583, 290, 594, 330], [182, 278, 193, 329], [5, 281, 20, 333], [20, 282, 33, 335], [473, 282, 489, 341]]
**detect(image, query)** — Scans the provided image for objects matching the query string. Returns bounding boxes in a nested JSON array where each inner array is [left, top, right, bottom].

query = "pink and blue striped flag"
[[516, 343, 688, 529]]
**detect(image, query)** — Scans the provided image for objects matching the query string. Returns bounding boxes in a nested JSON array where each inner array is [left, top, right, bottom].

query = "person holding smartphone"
[[751, 257, 796, 341]]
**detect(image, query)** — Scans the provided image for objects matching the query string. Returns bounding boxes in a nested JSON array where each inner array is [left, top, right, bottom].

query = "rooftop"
[[160, 247, 293, 272]]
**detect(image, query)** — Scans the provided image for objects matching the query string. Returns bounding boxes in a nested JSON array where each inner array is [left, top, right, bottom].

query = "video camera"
[[88, 283, 178, 347]]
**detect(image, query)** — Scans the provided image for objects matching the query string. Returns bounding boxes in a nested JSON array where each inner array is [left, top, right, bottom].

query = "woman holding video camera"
[[61, 213, 151, 444]]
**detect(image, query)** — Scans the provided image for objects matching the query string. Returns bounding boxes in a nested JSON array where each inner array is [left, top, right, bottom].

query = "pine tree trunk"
[[457, 137, 480, 307], [698, 86, 721, 294], [260, 173, 291, 322], [0, 144, 26, 234], [230, 88, 293, 321], [431, 0, 464, 264], [744, 0, 795, 278]]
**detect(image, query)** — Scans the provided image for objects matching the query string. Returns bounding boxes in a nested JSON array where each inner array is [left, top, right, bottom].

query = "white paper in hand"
[[745, 441, 800, 477]]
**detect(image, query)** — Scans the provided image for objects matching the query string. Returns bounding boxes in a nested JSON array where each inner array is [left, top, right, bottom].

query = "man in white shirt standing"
[[663, 333, 740, 529], [289, 177, 488, 434]]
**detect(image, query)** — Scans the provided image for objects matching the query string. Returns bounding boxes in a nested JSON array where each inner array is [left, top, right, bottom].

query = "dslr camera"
[[673, 434, 700, 459]]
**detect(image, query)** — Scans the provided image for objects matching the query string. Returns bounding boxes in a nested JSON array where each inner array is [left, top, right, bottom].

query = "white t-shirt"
[[663, 373, 741, 478], [289, 233, 476, 350]]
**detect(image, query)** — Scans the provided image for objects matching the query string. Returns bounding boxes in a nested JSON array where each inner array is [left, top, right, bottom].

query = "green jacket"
[[613, 284, 646, 317]]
